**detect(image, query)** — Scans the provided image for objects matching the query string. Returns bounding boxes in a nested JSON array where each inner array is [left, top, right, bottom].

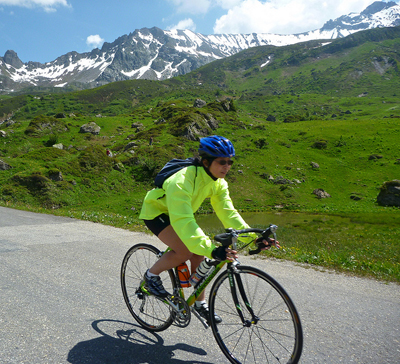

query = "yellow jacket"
[[139, 165, 250, 258]]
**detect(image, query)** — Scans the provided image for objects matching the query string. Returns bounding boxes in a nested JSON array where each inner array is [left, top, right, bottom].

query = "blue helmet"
[[199, 135, 235, 158]]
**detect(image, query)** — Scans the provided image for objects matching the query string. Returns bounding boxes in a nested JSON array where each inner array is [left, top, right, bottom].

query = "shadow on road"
[[67, 319, 212, 364]]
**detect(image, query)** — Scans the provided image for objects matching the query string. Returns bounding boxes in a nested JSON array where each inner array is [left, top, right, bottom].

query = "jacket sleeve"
[[164, 171, 216, 259], [211, 180, 257, 245], [210, 179, 250, 230]]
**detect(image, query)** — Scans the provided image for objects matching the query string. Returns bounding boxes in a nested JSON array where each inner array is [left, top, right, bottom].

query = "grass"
[[1, 96, 399, 284], [1, 27, 399, 282], [264, 213, 399, 282], [198, 211, 400, 283]]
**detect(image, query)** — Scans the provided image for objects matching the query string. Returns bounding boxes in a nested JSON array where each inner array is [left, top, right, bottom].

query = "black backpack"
[[154, 158, 200, 188]]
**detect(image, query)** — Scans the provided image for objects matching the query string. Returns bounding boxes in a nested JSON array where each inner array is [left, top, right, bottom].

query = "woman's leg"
[[149, 225, 206, 301], [149, 225, 193, 275]]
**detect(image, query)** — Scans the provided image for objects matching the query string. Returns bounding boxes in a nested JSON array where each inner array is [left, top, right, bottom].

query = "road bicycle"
[[121, 225, 303, 364]]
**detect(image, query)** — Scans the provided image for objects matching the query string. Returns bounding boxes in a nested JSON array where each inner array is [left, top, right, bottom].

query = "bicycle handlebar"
[[213, 225, 278, 255]]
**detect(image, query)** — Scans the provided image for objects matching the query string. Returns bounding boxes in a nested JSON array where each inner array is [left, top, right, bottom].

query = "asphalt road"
[[0, 206, 399, 364]]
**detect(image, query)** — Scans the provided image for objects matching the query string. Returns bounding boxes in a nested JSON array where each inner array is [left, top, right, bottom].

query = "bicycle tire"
[[120, 243, 176, 332], [209, 265, 303, 364]]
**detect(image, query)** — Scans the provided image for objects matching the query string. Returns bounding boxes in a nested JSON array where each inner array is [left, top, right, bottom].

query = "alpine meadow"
[[1, 26, 399, 282]]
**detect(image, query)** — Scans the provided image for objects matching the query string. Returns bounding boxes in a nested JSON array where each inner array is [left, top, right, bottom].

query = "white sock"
[[195, 300, 207, 308], [146, 270, 158, 278]]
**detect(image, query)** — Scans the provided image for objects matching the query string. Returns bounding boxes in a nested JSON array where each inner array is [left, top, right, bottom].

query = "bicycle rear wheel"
[[121, 243, 176, 332], [209, 265, 303, 364]]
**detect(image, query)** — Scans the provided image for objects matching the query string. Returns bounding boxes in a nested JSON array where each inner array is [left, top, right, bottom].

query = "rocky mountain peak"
[[3, 50, 23, 69], [1, 1, 399, 94], [361, 1, 397, 16]]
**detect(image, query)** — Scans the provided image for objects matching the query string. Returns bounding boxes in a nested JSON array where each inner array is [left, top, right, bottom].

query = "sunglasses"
[[216, 159, 234, 166]]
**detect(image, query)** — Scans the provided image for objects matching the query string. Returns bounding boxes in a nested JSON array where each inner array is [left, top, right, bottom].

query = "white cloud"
[[215, 0, 243, 9], [167, 18, 197, 31], [167, 0, 211, 14], [213, 0, 377, 34], [86, 34, 104, 49], [0, 0, 70, 12]]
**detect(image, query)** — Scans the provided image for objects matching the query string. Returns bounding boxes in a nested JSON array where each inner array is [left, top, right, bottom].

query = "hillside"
[[0, 26, 399, 225], [1, 26, 399, 122], [181, 26, 400, 99]]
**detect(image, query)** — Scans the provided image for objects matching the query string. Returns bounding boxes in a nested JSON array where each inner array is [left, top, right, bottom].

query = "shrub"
[[12, 172, 50, 191], [78, 145, 113, 174], [312, 140, 328, 149], [283, 115, 303, 123], [253, 138, 269, 149], [24, 114, 69, 136], [45, 133, 59, 147]]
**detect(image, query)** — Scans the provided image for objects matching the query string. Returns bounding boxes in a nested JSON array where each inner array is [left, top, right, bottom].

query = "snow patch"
[[261, 56, 271, 67]]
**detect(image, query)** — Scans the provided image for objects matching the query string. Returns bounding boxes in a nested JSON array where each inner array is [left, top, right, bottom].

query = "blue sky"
[[0, 0, 398, 63]]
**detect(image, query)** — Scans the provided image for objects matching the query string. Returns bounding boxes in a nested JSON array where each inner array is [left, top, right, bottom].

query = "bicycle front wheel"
[[120, 243, 176, 332], [209, 265, 303, 364]]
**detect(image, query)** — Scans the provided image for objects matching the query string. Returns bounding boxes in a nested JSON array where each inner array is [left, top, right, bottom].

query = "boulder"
[[221, 100, 232, 112], [182, 121, 209, 140], [131, 122, 144, 132], [0, 159, 12, 170], [266, 115, 276, 122], [52, 143, 64, 150], [313, 189, 331, 199], [124, 141, 138, 151], [79, 122, 100, 135], [273, 176, 293, 185], [205, 114, 218, 130], [193, 99, 206, 108], [113, 162, 125, 172], [350, 194, 362, 201], [377, 180, 400, 207], [49, 171, 63, 182], [179, 113, 219, 141], [310, 161, 320, 169], [154, 118, 166, 125]]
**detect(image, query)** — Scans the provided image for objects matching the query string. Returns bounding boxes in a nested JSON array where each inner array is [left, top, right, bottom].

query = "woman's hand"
[[225, 247, 238, 261], [257, 237, 281, 250], [212, 246, 238, 261]]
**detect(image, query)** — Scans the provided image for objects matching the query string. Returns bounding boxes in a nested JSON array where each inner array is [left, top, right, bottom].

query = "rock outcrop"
[[377, 180, 400, 206]]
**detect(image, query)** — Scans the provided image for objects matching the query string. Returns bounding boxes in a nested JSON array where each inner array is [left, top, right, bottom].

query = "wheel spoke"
[[121, 244, 176, 332], [209, 266, 303, 364]]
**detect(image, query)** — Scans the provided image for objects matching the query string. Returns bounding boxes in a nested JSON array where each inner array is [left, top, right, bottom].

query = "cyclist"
[[139, 135, 268, 323]]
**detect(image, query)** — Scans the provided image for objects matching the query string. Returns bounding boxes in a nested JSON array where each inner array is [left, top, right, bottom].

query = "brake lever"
[[249, 225, 278, 255], [249, 239, 272, 255]]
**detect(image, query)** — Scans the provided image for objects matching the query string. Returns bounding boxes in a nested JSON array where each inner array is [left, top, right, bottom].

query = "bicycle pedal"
[[191, 307, 209, 329]]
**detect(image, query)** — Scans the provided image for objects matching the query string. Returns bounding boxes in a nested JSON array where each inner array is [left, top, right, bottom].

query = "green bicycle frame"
[[184, 259, 227, 306], [168, 239, 259, 326]]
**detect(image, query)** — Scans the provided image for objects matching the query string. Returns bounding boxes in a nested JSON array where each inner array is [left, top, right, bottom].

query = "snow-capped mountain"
[[1, 1, 399, 93]]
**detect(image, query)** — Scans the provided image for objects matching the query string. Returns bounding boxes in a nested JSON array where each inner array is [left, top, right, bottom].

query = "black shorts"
[[143, 213, 170, 236]]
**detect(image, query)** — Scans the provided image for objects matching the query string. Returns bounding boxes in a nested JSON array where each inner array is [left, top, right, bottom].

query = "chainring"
[[168, 295, 191, 328]]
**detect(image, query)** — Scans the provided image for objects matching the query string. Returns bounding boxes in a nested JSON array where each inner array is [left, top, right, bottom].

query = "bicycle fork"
[[228, 262, 259, 327]]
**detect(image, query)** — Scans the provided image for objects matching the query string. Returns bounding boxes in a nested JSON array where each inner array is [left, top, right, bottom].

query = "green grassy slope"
[[0, 26, 399, 216], [0, 27, 399, 281]]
